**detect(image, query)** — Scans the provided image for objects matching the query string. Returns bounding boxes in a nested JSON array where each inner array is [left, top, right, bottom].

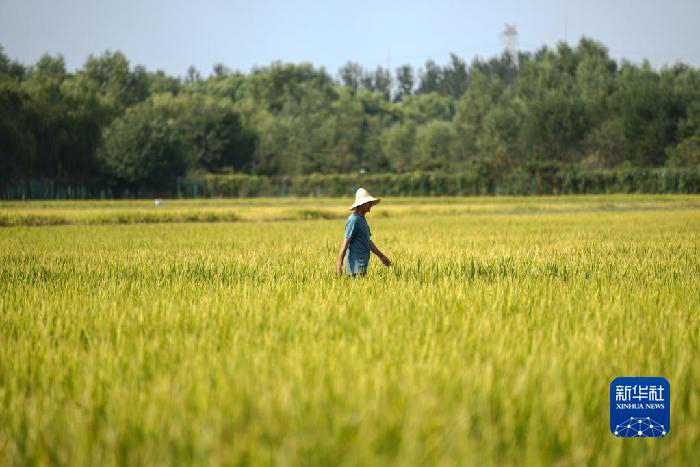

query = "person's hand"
[[380, 255, 392, 266], [336, 263, 343, 275]]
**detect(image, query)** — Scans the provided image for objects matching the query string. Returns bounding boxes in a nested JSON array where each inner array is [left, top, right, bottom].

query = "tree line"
[[1, 37, 699, 196]]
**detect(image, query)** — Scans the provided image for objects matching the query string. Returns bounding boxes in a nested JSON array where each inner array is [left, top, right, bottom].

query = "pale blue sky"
[[1, 0, 699, 77]]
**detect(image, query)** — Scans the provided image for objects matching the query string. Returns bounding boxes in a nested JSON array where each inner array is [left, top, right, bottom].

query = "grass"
[[1, 194, 700, 227], [1, 196, 699, 465]]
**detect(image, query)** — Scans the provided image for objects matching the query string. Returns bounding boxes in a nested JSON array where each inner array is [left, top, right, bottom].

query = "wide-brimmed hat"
[[350, 187, 380, 210]]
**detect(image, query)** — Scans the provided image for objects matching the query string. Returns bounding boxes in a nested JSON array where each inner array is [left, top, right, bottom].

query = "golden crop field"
[[1, 195, 699, 466]]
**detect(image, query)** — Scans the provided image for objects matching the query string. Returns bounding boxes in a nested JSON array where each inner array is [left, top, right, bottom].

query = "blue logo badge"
[[610, 377, 670, 437]]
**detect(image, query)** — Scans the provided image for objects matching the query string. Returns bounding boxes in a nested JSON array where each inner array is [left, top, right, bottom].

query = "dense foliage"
[[1, 38, 699, 196], [192, 167, 700, 197]]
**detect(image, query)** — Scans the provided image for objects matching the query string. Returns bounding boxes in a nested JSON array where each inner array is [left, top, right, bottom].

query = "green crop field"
[[1, 195, 699, 466]]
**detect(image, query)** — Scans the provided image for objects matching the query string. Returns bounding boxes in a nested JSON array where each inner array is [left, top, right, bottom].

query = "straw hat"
[[350, 187, 380, 210]]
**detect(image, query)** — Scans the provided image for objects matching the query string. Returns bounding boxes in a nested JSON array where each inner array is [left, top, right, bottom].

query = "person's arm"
[[336, 237, 351, 275], [370, 240, 392, 266]]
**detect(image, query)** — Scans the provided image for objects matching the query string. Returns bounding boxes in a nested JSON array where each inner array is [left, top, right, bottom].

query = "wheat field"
[[1, 196, 699, 466]]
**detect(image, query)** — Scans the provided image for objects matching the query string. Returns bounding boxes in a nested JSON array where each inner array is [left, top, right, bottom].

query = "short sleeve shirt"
[[345, 214, 371, 274]]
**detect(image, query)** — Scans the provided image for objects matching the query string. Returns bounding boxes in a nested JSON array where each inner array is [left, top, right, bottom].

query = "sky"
[[1, 0, 699, 78]]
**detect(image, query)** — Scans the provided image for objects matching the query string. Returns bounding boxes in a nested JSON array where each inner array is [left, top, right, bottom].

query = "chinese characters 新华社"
[[615, 385, 664, 402]]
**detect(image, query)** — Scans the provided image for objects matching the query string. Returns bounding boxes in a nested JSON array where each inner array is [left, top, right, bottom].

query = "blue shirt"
[[345, 214, 371, 274]]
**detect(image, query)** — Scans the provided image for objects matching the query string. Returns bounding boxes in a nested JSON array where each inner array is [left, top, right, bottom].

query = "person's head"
[[350, 188, 380, 215], [353, 201, 373, 216]]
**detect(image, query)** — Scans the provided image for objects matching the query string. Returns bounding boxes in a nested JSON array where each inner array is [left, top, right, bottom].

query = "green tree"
[[417, 60, 442, 94], [440, 53, 468, 98], [175, 94, 257, 172], [0, 45, 26, 80], [98, 96, 187, 189], [613, 62, 682, 166], [520, 87, 589, 162], [21, 53, 111, 183], [382, 122, 416, 172], [453, 71, 506, 161], [581, 119, 627, 168], [360, 66, 392, 101], [185, 65, 202, 84], [414, 120, 455, 170], [574, 38, 617, 123], [147, 70, 181, 95], [394, 64, 415, 101], [338, 62, 363, 93], [478, 94, 524, 168], [212, 63, 232, 79], [400, 92, 454, 124], [98, 94, 256, 186], [0, 82, 37, 182], [242, 62, 336, 113], [78, 51, 150, 114], [666, 135, 700, 167]]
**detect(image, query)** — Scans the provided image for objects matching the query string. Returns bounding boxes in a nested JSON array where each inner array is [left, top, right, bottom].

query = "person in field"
[[336, 188, 392, 276]]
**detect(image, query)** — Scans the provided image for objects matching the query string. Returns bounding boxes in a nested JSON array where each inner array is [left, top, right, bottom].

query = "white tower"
[[501, 24, 519, 66]]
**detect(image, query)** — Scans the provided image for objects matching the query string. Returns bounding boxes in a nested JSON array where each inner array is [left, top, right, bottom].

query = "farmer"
[[336, 188, 392, 276]]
